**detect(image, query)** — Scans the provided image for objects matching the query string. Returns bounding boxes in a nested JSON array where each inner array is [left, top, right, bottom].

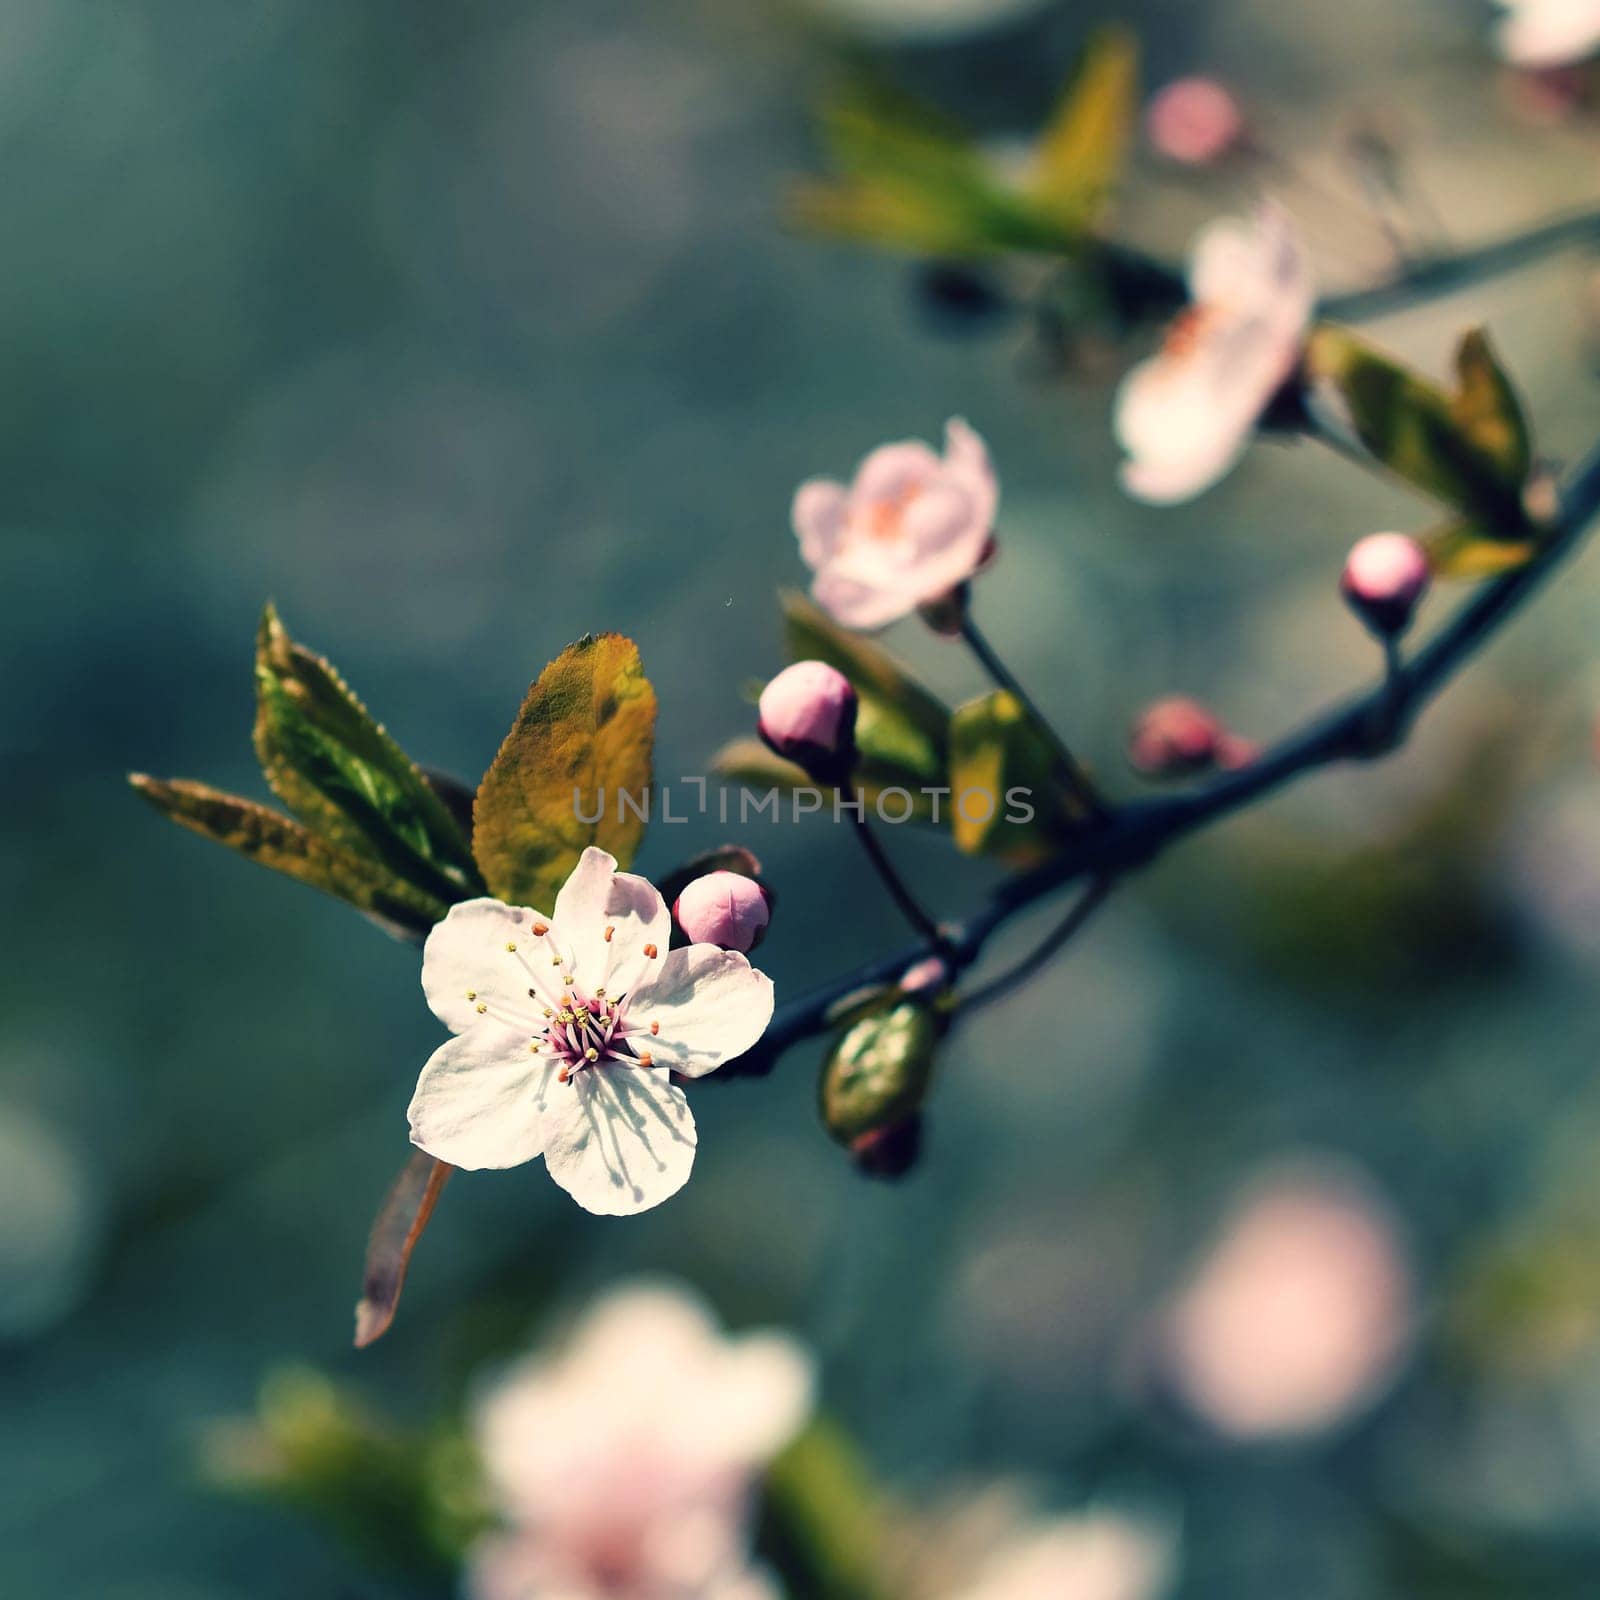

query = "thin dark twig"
[[959, 610, 1106, 820], [739, 439, 1600, 1075], [957, 874, 1115, 1015], [849, 805, 945, 948]]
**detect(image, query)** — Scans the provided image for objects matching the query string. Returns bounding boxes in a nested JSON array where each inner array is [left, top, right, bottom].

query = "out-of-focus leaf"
[[129, 775, 446, 937], [353, 1150, 453, 1349], [791, 90, 1079, 258], [1451, 328, 1532, 484], [200, 1367, 473, 1577], [711, 738, 946, 826], [254, 606, 482, 902], [1303, 325, 1532, 534], [782, 591, 948, 783], [819, 1000, 938, 1146], [1028, 27, 1138, 229], [756, 1420, 890, 1600], [946, 690, 1083, 863], [473, 634, 656, 908], [1423, 519, 1538, 579]]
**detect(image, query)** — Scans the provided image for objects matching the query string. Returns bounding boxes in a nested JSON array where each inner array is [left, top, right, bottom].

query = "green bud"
[[819, 1001, 939, 1146]]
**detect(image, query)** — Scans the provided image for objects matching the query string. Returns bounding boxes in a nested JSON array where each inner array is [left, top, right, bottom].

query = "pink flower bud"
[[1341, 532, 1430, 637], [898, 955, 950, 997], [1128, 696, 1226, 778], [1145, 77, 1245, 166], [673, 870, 772, 953], [757, 660, 858, 779]]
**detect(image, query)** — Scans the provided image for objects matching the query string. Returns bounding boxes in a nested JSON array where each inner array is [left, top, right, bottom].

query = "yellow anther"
[[505, 942, 517, 952], [585, 1047, 599, 1062], [466, 990, 477, 1000], [475, 1002, 488, 1015], [562, 974, 575, 986], [594, 986, 606, 998]]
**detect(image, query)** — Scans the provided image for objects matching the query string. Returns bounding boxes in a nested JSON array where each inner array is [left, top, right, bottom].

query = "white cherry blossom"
[[466, 1280, 814, 1600], [1114, 203, 1314, 504], [407, 849, 774, 1216]]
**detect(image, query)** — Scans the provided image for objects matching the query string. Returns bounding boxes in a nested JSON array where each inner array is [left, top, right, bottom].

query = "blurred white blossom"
[[1114, 204, 1313, 504], [1495, 0, 1600, 66], [468, 1281, 814, 1600], [940, 1508, 1175, 1600]]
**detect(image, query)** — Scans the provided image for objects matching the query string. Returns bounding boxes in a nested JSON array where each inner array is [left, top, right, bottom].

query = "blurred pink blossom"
[[468, 1281, 814, 1600], [793, 418, 998, 629], [1144, 78, 1244, 165], [1114, 204, 1313, 504], [1127, 696, 1257, 778], [1162, 1164, 1414, 1438]]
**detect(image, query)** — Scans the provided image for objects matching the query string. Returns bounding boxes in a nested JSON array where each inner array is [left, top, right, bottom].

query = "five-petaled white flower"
[[792, 417, 998, 630], [1495, 0, 1600, 65], [407, 848, 774, 1216], [466, 1280, 814, 1600], [1114, 203, 1314, 505]]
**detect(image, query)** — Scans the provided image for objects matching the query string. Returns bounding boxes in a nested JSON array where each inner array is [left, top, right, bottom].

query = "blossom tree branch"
[[737, 436, 1600, 1076]]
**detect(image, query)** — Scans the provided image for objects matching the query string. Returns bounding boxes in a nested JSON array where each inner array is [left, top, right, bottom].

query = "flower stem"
[[849, 806, 945, 949], [959, 609, 1106, 821], [957, 875, 1115, 1015]]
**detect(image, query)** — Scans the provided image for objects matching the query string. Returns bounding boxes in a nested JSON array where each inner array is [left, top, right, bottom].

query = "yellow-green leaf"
[[819, 1000, 939, 1145], [1422, 519, 1538, 579], [1304, 324, 1532, 534], [1028, 27, 1138, 230], [254, 606, 481, 901], [472, 634, 656, 908], [946, 689, 1083, 863], [1451, 328, 1532, 484], [129, 774, 447, 937]]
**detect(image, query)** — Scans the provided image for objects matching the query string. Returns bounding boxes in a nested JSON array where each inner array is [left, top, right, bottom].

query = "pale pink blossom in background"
[[468, 1281, 813, 1600], [942, 1509, 1175, 1600], [1144, 78, 1244, 165], [1114, 204, 1314, 504], [407, 848, 774, 1215], [1161, 1163, 1415, 1438], [1495, 0, 1600, 66], [793, 418, 998, 629]]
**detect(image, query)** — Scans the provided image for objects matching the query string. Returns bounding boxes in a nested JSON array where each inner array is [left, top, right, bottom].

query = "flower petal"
[[850, 439, 940, 504], [540, 1065, 697, 1215], [626, 946, 775, 1079], [792, 478, 849, 570], [422, 898, 555, 1035], [407, 1028, 557, 1170], [810, 567, 913, 630], [552, 845, 671, 993], [942, 416, 998, 529]]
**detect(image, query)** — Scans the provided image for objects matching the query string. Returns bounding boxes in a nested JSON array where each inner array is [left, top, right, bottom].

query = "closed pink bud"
[[1128, 696, 1226, 777], [1341, 533, 1430, 637], [673, 870, 772, 953], [1145, 77, 1245, 166], [758, 660, 858, 779]]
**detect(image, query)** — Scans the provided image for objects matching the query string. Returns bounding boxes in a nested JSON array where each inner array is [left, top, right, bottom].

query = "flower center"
[[543, 986, 639, 1083], [853, 484, 919, 544], [1161, 303, 1219, 361]]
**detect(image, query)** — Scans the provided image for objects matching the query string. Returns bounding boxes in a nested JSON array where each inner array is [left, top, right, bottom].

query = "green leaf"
[[1303, 325, 1532, 533], [781, 590, 948, 783], [946, 689, 1082, 863], [1028, 27, 1138, 229], [253, 606, 482, 901], [1451, 328, 1532, 484], [819, 999, 939, 1146], [472, 633, 657, 908], [1422, 519, 1538, 579], [756, 1420, 890, 1600], [129, 775, 447, 937]]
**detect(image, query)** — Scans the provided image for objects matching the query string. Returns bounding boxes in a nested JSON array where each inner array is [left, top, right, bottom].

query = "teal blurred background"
[[7, 0, 1600, 1593]]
